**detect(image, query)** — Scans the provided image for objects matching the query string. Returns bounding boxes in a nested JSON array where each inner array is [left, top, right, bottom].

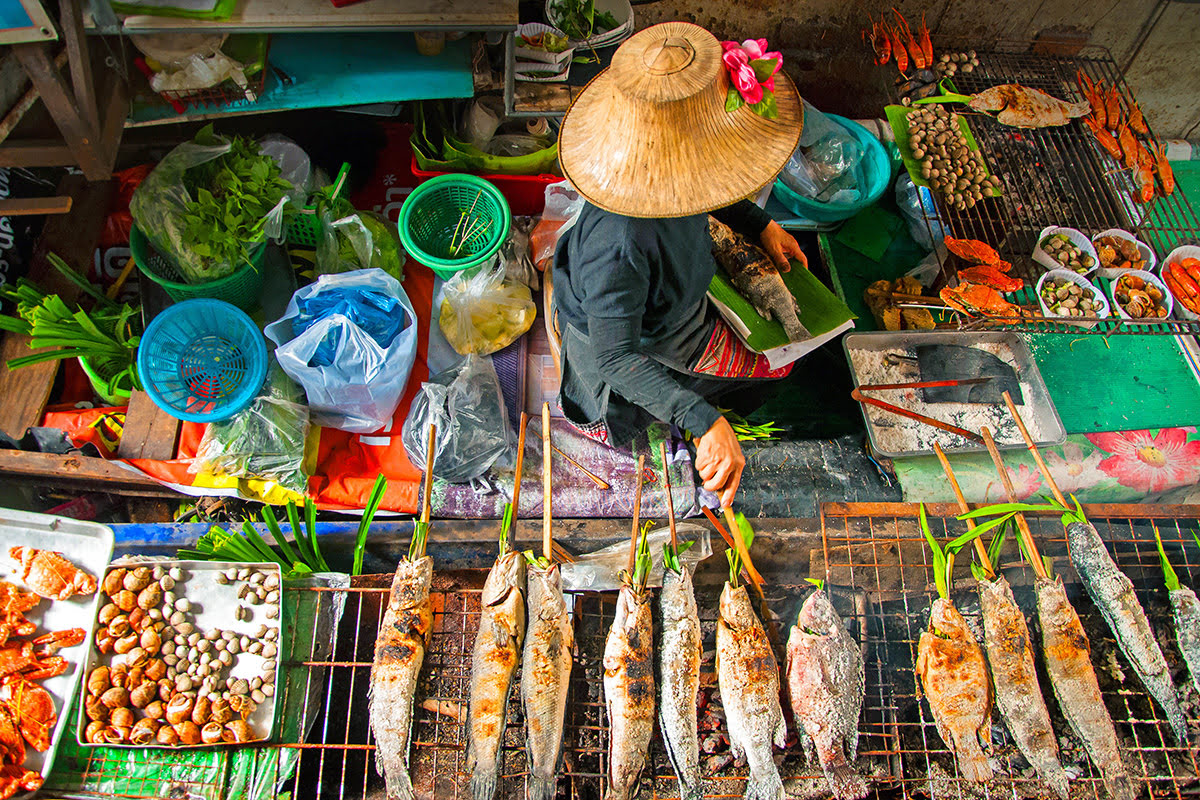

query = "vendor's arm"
[[711, 200, 807, 272]]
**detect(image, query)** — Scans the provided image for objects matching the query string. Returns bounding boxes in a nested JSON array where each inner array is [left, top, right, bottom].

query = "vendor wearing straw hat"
[[553, 22, 805, 507]]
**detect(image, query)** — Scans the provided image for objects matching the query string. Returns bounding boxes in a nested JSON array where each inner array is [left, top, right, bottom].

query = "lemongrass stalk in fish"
[[1169, 585, 1200, 697], [658, 563, 703, 800], [785, 588, 867, 800], [708, 216, 810, 343], [915, 598, 992, 783], [716, 582, 787, 800], [521, 561, 573, 800], [465, 550, 526, 800], [976, 576, 1070, 800], [1035, 577, 1138, 800], [602, 585, 655, 800], [369, 556, 434, 800], [1066, 520, 1187, 744]]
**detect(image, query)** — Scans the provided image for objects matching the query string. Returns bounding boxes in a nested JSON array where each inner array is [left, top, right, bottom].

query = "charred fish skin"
[[708, 216, 810, 343], [1066, 521, 1187, 744], [521, 563, 574, 800], [1169, 585, 1200, 697], [658, 565, 703, 800], [1036, 577, 1138, 800], [785, 589, 868, 800], [369, 556, 434, 800], [977, 576, 1070, 800], [466, 551, 527, 800], [716, 582, 787, 800], [915, 598, 993, 784], [603, 586, 656, 800]]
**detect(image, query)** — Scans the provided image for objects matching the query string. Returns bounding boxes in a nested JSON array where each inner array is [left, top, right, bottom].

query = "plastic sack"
[[780, 101, 865, 203], [315, 199, 406, 282], [895, 174, 946, 251], [560, 524, 712, 592], [191, 363, 310, 493], [439, 262, 536, 356], [265, 269, 417, 433], [530, 180, 584, 270], [501, 216, 538, 289], [401, 355, 514, 483]]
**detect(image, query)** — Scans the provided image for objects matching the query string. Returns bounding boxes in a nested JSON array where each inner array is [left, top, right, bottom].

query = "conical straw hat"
[[558, 21, 803, 219]]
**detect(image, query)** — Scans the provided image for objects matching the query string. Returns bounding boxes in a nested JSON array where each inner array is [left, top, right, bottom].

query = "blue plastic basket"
[[771, 114, 892, 223], [137, 299, 268, 423]]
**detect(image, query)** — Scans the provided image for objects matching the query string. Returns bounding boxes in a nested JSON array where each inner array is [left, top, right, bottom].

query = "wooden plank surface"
[[0, 449, 179, 497], [118, 391, 181, 461], [0, 196, 72, 215]]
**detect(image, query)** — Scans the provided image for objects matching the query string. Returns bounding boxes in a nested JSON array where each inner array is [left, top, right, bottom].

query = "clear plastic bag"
[[439, 261, 536, 356], [780, 101, 865, 202], [265, 269, 418, 433], [315, 202, 406, 282], [895, 174, 946, 251], [401, 354, 515, 483], [530, 180, 584, 270], [190, 363, 310, 493], [501, 216, 538, 289], [560, 524, 712, 592]]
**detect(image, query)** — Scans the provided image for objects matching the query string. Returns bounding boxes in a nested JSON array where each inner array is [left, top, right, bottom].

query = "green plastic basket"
[[398, 174, 511, 280], [285, 163, 351, 249], [130, 225, 265, 313], [79, 356, 134, 406]]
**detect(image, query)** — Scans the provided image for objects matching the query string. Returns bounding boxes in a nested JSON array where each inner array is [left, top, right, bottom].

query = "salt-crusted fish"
[[1169, 584, 1200, 697], [977, 576, 1069, 800], [915, 598, 992, 783], [785, 588, 867, 800], [658, 564, 703, 800], [369, 556, 434, 800], [603, 585, 655, 800], [466, 550, 526, 800], [1066, 520, 1187, 743], [521, 562, 574, 800], [1036, 577, 1137, 800], [709, 216, 810, 342], [716, 582, 786, 800]]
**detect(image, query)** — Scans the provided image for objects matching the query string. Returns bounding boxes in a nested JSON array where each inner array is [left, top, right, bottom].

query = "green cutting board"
[[1027, 333, 1200, 433]]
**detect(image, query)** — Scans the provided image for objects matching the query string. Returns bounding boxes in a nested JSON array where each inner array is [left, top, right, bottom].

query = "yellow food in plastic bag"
[[439, 264, 537, 355]]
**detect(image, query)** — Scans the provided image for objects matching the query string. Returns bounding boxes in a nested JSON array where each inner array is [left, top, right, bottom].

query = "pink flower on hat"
[[720, 39, 783, 116]]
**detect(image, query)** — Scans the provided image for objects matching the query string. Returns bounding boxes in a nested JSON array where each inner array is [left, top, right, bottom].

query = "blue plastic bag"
[[265, 269, 417, 433]]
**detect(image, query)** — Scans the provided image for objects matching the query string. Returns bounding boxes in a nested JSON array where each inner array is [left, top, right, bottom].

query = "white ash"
[[848, 342, 1048, 456]]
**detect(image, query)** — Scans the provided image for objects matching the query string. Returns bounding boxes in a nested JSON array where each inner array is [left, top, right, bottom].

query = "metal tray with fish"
[[76, 560, 283, 748], [0, 508, 113, 799]]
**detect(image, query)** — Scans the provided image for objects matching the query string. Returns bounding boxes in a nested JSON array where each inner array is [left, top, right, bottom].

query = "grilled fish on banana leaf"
[[709, 216, 810, 343]]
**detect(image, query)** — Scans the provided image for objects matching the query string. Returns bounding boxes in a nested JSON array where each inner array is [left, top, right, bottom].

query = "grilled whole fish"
[[785, 589, 867, 800], [716, 582, 786, 800], [1170, 585, 1200, 697], [1036, 577, 1137, 800], [521, 562, 574, 800], [1067, 520, 1187, 743], [369, 556, 434, 800], [915, 598, 992, 783], [658, 565, 703, 800], [466, 551, 526, 800], [977, 577, 1069, 800], [708, 216, 810, 343], [603, 586, 655, 800]]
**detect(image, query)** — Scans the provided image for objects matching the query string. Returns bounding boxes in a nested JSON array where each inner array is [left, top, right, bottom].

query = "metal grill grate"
[[821, 502, 1200, 800], [910, 46, 1200, 336]]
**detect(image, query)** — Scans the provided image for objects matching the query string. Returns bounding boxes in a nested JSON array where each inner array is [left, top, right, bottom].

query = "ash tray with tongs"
[[886, 344, 1024, 405]]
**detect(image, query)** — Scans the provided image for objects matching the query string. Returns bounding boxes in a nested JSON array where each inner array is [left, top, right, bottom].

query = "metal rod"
[[627, 454, 645, 577], [933, 441, 995, 578], [542, 401, 552, 561], [1002, 390, 1069, 507], [659, 440, 678, 553], [980, 426, 1049, 579]]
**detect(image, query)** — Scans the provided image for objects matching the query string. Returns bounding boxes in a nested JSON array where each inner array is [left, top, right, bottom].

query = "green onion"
[[260, 505, 301, 566]]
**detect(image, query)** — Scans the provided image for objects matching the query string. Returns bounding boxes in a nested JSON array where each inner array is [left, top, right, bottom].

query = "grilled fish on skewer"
[[977, 577, 1070, 799], [522, 562, 574, 800], [1169, 585, 1200, 697], [603, 585, 655, 800], [1066, 520, 1187, 744], [659, 564, 703, 800], [916, 598, 992, 783], [786, 588, 867, 800], [466, 551, 526, 800], [369, 556, 434, 800], [1036, 577, 1137, 800], [717, 582, 787, 800]]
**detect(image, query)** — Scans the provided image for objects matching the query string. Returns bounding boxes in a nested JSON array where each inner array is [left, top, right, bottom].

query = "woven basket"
[[130, 225, 266, 313]]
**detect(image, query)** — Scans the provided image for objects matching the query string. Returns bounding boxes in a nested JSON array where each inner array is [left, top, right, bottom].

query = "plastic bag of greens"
[[191, 364, 310, 493], [439, 261, 536, 356], [401, 354, 514, 483], [131, 123, 300, 283], [315, 200, 406, 282]]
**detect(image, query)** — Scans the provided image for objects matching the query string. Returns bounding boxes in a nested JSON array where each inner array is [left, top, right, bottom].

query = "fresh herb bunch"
[[917, 504, 987, 601], [662, 538, 695, 575], [719, 409, 783, 442], [552, 0, 617, 39], [727, 513, 755, 587], [180, 124, 294, 280]]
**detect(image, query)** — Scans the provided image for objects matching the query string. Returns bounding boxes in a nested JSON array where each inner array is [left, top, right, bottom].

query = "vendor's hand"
[[695, 416, 746, 509], [760, 221, 807, 273]]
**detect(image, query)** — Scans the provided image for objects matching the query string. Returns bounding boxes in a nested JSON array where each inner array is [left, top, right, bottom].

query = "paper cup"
[[1108, 268, 1174, 321], [1036, 269, 1109, 328], [1033, 226, 1100, 276], [1091, 228, 1157, 278], [1160, 245, 1200, 321]]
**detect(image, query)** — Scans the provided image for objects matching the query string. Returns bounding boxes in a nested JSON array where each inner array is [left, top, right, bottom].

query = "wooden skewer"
[[509, 412, 528, 551], [542, 402, 552, 562], [551, 442, 610, 490], [933, 442, 995, 578], [852, 388, 986, 443], [981, 427, 1049, 580], [420, 423, 436, 526], [1002, 390, 1069, 508], [659, 440, 678, 553], [627, 455, 646, 577], [107, 258, 136, 300]]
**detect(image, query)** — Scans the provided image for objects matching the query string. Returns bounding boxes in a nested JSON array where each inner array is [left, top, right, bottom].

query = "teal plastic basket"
[[398, 174, 511, 280], [130, 225, 265, 313], [772, 114, 892, 224]]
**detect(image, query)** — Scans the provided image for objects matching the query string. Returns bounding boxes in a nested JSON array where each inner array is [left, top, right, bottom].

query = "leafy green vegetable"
[[726, 513, 756, 587], [805, 577, 825, 590], [523, 550, 550, 570], [919, 503, 985, 600], [359, 474, 388, 572], [663, 539, 695, 575], [630, 525, 652, 593], [499, 503, 516, 553], [719, 408, 783, 442], [1154, 525, 1181, 592]]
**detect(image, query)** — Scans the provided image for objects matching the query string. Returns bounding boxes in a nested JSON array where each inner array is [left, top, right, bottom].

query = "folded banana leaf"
[[411, 100, 558, 176]]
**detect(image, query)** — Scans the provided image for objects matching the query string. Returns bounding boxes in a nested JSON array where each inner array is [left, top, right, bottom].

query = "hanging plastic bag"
[[401, 355, 514, 483], [530, 180, 584, 270], [501, 216, 539, 289], [439, 262, 536, 356], [265, 269, 417, 433], [779, 101, 865, 203], [315, 201, 406, 282]]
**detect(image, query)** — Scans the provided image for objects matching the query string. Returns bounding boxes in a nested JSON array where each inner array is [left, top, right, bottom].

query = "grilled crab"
[[8, 548, 96, 601], [0, 584, 39, 647], [0, 629, 83, 682], [940, 281, 1024, 318], [0, 675, 56, 753], [0, 764, 42, 800]]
